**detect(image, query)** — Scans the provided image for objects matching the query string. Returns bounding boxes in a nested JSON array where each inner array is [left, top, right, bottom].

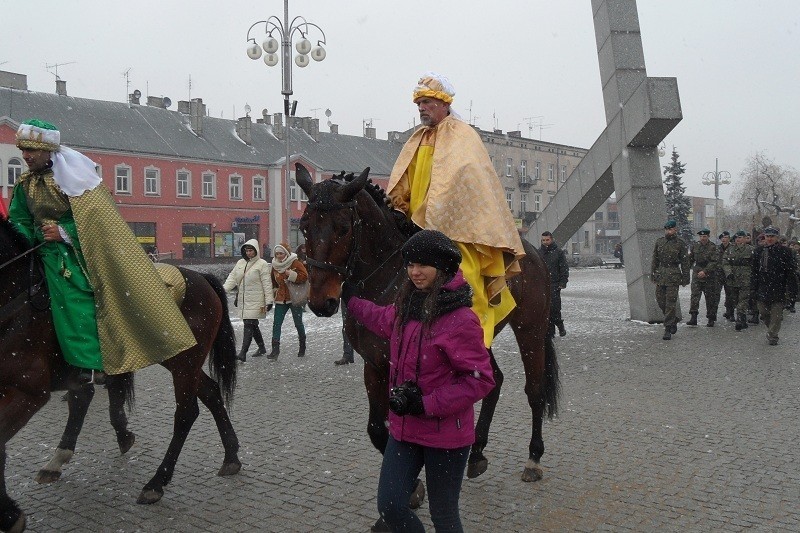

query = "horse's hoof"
[[136, 488, 163, 504], [8, 512, 26, 533], [521, 464, 543, 482], [409, 478, 425, 509], [35, 469, 62, 484], [118, 432, 136, 455], [466, 458, 488, 479], [217, 461, 241, 476]]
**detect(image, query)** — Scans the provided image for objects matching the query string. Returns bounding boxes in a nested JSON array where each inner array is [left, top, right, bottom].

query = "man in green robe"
[[9, 119, 197, 383]]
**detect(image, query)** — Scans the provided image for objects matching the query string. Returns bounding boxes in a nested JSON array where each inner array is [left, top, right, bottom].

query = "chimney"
[[272, 113, 284, 139], [0, 71, 28, 90], [256, 114, 272, 125], [236, 116, 252, 145], [329, 123, 339, 134], [190, 98, 205, 136], [55, 79, 67, 96], [177, 100, 191, 114], [364, 126, 376, 140], [508, 130, 521, 138]]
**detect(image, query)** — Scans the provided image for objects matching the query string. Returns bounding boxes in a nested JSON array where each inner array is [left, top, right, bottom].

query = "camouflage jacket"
[[689, 240, 720, 281], [651, 235, 690, 286], [722, 243, 753, 288], [717, 243, 732, 281]]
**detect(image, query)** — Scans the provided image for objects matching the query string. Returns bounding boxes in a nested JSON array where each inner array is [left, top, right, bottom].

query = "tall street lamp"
[[701, 158, 731, 238], [245, 0, 327, 249]]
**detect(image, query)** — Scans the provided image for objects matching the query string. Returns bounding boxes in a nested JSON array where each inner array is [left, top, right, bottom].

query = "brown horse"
[[296, 164, 560, 483], [0, 217, 241, 533]]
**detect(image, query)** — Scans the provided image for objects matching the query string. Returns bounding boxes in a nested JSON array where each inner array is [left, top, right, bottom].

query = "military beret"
[[735, 230, 747, 237], [664, 219, 677, 229], [697, 228, 710, 236], [763, 226, 780, 236], [718, 231, 730, 239]]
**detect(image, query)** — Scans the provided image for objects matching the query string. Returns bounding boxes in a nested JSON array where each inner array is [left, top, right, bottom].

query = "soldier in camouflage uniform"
[[716, 231, 735, 321], [687, 228, 720, 327], [722, 230, 754, 331], [786, 239, 800, 313], [651, 219, 690, 340]]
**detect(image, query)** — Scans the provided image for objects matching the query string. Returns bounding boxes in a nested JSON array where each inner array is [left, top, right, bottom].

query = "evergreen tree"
[[663, 147, 692, 241]]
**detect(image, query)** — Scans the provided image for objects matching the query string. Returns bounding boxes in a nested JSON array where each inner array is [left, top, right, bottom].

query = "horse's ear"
[[340, 167, 370, 202], [295, 163, 314, 197]]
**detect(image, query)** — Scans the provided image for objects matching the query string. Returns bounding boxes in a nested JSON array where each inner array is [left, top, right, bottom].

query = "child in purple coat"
[[348, 230, 496, 532]]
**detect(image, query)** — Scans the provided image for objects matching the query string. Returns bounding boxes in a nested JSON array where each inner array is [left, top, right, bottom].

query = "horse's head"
[[297, 164, 370, 317]]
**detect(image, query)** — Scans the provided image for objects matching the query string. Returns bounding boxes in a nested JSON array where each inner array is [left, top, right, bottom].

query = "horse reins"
[[0, 241, 45, 271]]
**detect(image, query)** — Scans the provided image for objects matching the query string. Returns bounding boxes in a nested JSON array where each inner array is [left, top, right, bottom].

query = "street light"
[[245, 0, 327, 249], [701, 158, 731, 238]]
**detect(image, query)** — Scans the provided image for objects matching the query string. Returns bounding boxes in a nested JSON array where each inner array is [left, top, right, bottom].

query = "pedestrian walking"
[[687, 228, 720, 327], [347, 230, 496, 533], [751, 226, 796, 345], [722, 230, 754, 331], [268, 243, 309, 359], [651, 219, 690, 340], [539, 231, 569, 337], [223, 239, 273, 362]]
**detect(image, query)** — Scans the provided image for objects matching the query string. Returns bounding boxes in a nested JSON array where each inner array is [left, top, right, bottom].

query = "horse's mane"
[[0, 217, 30, 254], [331, 171, 393, 212]]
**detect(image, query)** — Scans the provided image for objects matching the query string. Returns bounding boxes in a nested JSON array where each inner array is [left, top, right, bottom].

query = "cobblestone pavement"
[[6, 268, 799, 532]]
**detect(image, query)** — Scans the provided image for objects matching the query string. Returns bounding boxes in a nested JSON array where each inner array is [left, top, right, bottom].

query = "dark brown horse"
[[296, 164, 560, 483], [0, 217, 241, 533]]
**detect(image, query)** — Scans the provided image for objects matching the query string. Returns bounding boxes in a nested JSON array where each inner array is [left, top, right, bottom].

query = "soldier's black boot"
[[748, 311, 759, 325], [686, 312, 698, 326], [706, 316, 716, 327], [735, 312, 747, 331], [662, 327, 672, 340], [267, 339, 280, 360]]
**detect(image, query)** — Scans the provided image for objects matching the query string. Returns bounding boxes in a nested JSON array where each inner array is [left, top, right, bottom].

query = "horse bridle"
[[303, 199, 363, 279]]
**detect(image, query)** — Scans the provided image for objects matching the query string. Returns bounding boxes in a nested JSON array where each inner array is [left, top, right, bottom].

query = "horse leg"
[[137, 370, 200, 505], [467, 350, 504, 479], [363, 364, 389, 454], [106, 375, 135, 455], [0, 389, 49, 532], [195, 372, 241, 476], [35, 384, 95, 484]]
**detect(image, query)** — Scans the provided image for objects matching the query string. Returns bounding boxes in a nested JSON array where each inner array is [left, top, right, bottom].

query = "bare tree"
[[730, 152, 800, 236]]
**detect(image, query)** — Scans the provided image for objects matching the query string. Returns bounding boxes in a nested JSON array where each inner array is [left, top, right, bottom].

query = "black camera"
[[388, 380, 423, 416]]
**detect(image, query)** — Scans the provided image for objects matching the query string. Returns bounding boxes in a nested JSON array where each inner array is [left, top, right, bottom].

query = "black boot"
[[662, 327, 671, 340], [556, 321, 567, 337], [238, 324, 253, 362], [736, 311, 748, 331], [748, 311, 759, 325], [267, 339, 280, 359], [686, 312, 698, 326], [252, 326, 267, 356], [297, 335, 307, 357], [706, 317, 716, 327]]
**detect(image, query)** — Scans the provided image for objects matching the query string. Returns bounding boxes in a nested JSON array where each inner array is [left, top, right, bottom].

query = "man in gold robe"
[[388, 73, 526, 347], [9, 119, 196, 382]]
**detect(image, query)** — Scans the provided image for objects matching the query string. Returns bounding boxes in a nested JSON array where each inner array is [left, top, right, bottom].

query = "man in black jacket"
[[540, 231, 570, 337], [751, 226, 796, 345]]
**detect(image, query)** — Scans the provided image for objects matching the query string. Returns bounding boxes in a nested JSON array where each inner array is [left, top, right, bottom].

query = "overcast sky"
[[3, 0, 798, 201]]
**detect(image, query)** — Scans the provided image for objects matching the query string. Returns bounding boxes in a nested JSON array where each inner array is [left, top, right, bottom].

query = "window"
[[584, 230, 590, 247], [115, 165, 131, 194], [534, 161, 541, 180], [520, 193, 528, 213], [252, 175, 265, 201], [548, 163, 555, 181], [520, 160, 527, 178], [182, 223, 211, 258], [595, 212, 604, 221], [534, 193, 542, 212], [177, 169, 191, 197], [202, 172, 216, 199], [506, 189, 513, 210], [289, 175, 308, 202], [128, 222, 156, 248], [7, 158, 22, 186], [229, 174, 243, 200], [144, 167, 161, 196], [506, 158, 513, 177], [560, 165, 567, 182]]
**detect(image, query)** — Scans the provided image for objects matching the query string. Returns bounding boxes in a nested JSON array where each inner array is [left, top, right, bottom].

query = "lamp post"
[[245, 0, 327, 249], [701, 158, 731, 238]]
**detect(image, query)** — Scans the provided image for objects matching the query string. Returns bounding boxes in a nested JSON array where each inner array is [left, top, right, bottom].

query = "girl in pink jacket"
[[348, 230, 495, 533]]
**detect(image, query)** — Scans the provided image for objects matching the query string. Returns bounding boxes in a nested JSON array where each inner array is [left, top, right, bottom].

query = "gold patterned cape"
[[388, 115, 525, 268], [71, 185, 197, 373]]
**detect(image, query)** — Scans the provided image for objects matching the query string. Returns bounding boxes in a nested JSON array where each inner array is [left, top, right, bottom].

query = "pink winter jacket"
[[347, 272, 496, 449]]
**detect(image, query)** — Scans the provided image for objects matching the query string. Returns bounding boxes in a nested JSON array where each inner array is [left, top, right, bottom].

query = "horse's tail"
[[202, 272, 238, 409], [543, 336, 560, 419]]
